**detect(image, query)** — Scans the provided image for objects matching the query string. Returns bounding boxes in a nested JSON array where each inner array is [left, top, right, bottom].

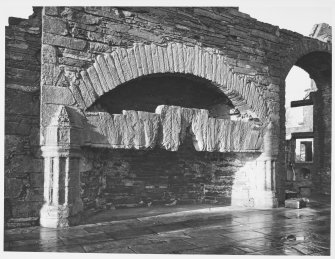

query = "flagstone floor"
[[4, 195, 331, 255]]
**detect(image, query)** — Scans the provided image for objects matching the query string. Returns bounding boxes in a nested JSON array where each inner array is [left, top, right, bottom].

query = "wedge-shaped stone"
[[70, 83, 86, 109], [145, 44, 154, 74], [94, 62, 109, 93], [185, 45, 194, 74], [166, 43, 175, 72], [156, 45, 166, 73], [226, 71, 233, 92], [138, 43, 149, 75], [80, 70, 98, 101], [241, 78, 250, 101], [235, 74, 242, 95], [111, 51, 126, 83], [182, 44, 189, 73], [126, 48, 139, 79], [161, 45, 170, 73], [105, 53, 122, 86], [150, 44, 159, 74], [176, 42, 184, 73], [193, 45, 200, 76], [249, 83, 258, 110], [77, 79, 94, 107], [97, 55, 116, 91], [118, 48, 133, 81], [221, 61, 230, 88], [215, 54, 222, 85], [205, 51, 212, 80], [200, 49, 206, 78], [133, 43, 144, 77], [211, 53, 217, 82], [87, 66, 104, 96]]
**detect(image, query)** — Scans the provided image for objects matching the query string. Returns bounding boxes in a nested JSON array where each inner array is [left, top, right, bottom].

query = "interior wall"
[[80, 140, 261, 211]]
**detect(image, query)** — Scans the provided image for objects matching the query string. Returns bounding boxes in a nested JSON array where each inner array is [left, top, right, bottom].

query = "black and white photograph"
[[1, 0, 333, 256]]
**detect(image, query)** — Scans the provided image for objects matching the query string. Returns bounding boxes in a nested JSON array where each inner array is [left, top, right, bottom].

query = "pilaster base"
[[40, 204, 70, 228], [40, 201, 83, 228]]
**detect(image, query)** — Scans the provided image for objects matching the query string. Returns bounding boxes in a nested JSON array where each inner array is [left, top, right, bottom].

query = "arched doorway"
[[284, 51, 331, 197]]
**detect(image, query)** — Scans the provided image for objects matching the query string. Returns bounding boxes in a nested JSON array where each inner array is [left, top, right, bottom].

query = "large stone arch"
[[282, 37, 331, 79], [75, 42, 268, 121], [281, 36, 332, 196]]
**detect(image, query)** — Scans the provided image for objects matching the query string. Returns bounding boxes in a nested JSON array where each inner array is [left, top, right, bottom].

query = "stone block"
[[111, 51, 126, 83], [4, 135, 26, 157], [43, 33, 87, 50], [44, 7, 59, 16], [69, 83, 86, 109], [5, 155, 43, 175], [87, 66, 104, 96], [96, 55, 116, 91], [5, 89, 40, 116], [43, 16, 68, 36], [138, 111, 160, 148], [43, 85, 76, 105], [5, 121, 31, 136], [93, 62, 109, 93], [4, 178, 23, 198], [156, 105, 182, 151], [285, 198, 306, 209], [126, 48, 139, 78], [10, 200, 43, 218], [191, 109, 209, 151]]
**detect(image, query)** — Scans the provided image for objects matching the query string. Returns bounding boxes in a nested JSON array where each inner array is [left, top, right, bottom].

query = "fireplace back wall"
[[80, 141, 261, 211]]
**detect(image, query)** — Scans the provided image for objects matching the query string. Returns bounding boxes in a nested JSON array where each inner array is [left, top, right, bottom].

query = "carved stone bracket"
[[40, 105, 84, 228]]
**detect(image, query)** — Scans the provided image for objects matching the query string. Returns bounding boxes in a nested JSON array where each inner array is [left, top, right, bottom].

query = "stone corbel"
[[40, 105, 84, 228]]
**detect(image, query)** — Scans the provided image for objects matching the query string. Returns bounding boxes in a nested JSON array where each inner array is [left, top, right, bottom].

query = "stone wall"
[[5, 8, 43, 227], [39, 7, 330, 207], [80, 142, 261, 210]]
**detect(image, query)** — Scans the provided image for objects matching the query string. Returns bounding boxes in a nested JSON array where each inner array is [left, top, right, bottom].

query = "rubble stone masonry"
[[5, 8, 43, 225]]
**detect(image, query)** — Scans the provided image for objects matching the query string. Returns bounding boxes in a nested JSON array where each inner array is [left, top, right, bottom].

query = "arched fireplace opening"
[[79, 73, 264, 223], [87, 73, 235, 119]]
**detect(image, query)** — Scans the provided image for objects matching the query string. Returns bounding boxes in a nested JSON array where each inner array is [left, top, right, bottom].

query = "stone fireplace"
[[39, 42, 278, 228]]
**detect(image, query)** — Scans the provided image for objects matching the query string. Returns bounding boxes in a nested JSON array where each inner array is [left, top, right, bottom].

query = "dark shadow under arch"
[[295, 51, 331, 86], [88, 73, 235, 117]]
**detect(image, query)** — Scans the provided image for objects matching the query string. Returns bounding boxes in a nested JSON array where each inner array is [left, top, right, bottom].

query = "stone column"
[[253, 121, 279, 208], [40, 106, 83, 228]]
